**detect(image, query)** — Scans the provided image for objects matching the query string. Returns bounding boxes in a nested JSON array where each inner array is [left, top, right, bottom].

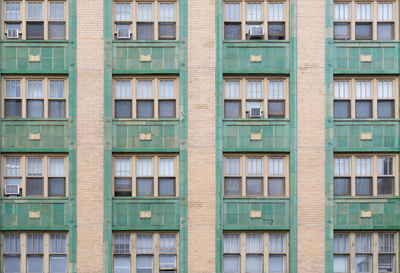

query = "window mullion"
[[264, 232, 269, 273], [240, 233, 246, 273], [351, 155, 356, 196], [43, 233, 50, 272], [350, 233, 355, 273], [21, 233, 27, 272], [154, 233, 160, 272]]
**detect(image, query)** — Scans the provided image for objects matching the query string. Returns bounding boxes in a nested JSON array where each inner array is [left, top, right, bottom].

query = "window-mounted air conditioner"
[[247, 26, 264, 39], [117, 28, 130, 39], [4, 184, 20, 195], [6, 29, 19, 39], [249, 107, 263, 118]]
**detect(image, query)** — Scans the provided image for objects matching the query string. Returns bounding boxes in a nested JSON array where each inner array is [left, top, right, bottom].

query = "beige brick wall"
[[76, 1, 104, 272], [187, 0, 217, 272], [297, 0, 326, 272]]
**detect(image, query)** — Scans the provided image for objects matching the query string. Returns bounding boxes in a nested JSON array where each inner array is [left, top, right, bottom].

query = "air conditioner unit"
[[6, 29, 19, 39], [249, 107, 263, 118], [247, 26, 264, 39], [4, 184, 20, 195], [116, 28, 130, 39]]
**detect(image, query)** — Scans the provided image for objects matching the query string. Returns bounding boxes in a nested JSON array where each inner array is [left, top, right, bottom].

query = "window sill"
[[0, 196, 69, 201], [334, 196, 400, 200], [334, 118, 399, 122], [112, 40, 179, 43], [112, 118, 179, 121], [223, 196, 290, 200], [223, 118, 290, 122], [223, 40, 290, 43], [333, 40, 400, 43], [112, 196, 180, 200], [1, 118, 69, 121], [0, 39, 69, 43]]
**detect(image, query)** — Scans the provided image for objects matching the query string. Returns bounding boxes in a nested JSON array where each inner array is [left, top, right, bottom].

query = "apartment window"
[[224, 155, 288, 197], [113, 155, 178, 197], [334, 1, 397, 40], [223, 232, 288, 273], [113, 1, 178, 40], [3, 77, 67, 118], [334, 232, 396, 273], [3, 233, 67, 273], [3, 0, 67, 40], [334, 155, 397, 197], [224, 1, 287, 40], [334, 78, 397, 119], [114, 77, 178, 119], [113, 232, 178, 273], [224, 78, 288, 119], [3, 155, 67, 197]]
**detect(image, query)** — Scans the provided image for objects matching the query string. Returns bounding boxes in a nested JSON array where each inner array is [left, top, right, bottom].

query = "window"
[[3, 155, 68, 197], [334, 1, 397, 40], [113, 232, 178, 273], [223, 232, 288, 273], [224, 1, 288, 40], [3, 233, 67, 273], [334, 78, 397, 119], [113, 1, 178, 40], [3, 0, 67, 40], [113, 155, 178, 197], [334, 155, 397, 196], [224, 155, 288, 197], [334, 232, 396, 273], [114, 77, 178, 119], [224, 77, 288, 119], [3, 77, 68, 118]]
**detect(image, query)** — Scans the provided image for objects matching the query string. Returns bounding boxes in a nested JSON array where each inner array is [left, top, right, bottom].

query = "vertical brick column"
[[76, 1, 104, 272], [297, 0, 326, 272], [187, 0, 217, 272]]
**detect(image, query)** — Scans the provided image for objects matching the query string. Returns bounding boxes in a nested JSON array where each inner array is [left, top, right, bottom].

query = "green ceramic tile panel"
[[334, 121, 398, 152], [2, 43, 69, 74], [223, 198, 289, 229], [112, 199, 179, 229], [223, 41, 290, 74], [334, 199, 400, 229], [112, 42, 180, 73], [334, 42, 399, 74], [223, 121, 290, 152], [1, 120, 69, 151], [112, 120, 180, 151]]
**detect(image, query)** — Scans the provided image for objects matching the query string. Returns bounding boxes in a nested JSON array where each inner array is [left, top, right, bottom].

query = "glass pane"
[[50, 255, 66, 273], [355, 101, 372, 118], [115, 178, 132, 196], [268, 101, 284, 118], [159, 178, 175, 196], [137, 178, 153, 196], [27, 178, 43, 196], [334, 255, 349, 273], [378, 23, 393, 40], [114, 255, 130, 273], [224, 234, 240, 253], [268, 23, 285, 39], [5, 2, 21, 20], [225, 101, 241, 118], [160, 234, 176, 253], [334, 23, 350, 39], [246, 178, 263, 196], [356, 23, 372, 40], [269, 255, 284, 273], [379, 234, 394, 252], [378, 177, 393, 195], [27, 100, 44, 118], [379, 254, 394, 272], [356, 178, 372, 195], [268, 178, 284, 196], [4, 256, 20, 273], [159, 22, 176, 39], [356, 254, 371, 273], [49, 101, 66, 118], [225, 178, 241, 196], [49, 2, 64, 20], [137, 101, 154, 118], [334, 234, 349, 253], [137, 23, 154, 40], [334, 101, 350, 118], [115, 101, 132, 118], [334, 178, 350, 196], [48, 177, 65, 196], [27, 255, 43, 273], [50, 234, 66, 254], [137, 234, 153, 254], [377, 101, 394, 118], [159, 101, 175, 118], [160, 255, 176, 269], [5, 100, 22, 117], [27, 22, 44, 39], [49, 22, 66, 40], [223, 255, 240, 273], [224, 23, 241, 40], [137, 255, 153, 273], [246, 255, 262, 273]]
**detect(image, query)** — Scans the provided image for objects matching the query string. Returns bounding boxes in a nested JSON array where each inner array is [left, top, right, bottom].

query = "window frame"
[[223, 77, 289, 119], [2, 76, 69, 119], [333, 77, 398, 119], [2, 154, 68, 197], [333, 154, 398, 197], [223, 0, 289, 40], [2, 0, 68, 40], [113, 154, 179, 197], [223, 154, 289, 197], [112, 0, 179, 40], [333, 0, 398, 40]]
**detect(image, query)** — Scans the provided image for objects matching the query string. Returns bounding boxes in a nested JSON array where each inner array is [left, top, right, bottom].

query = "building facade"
[[0, 0, 398, 273]]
